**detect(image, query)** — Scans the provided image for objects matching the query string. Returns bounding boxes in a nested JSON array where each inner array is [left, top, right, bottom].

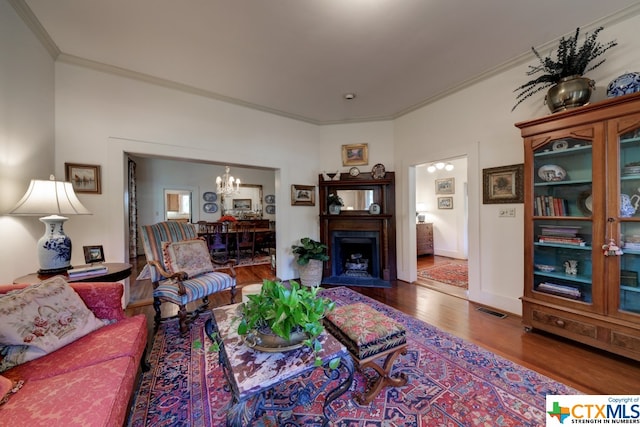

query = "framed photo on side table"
[[291, 185, 315, 206], [65, 163, 102, 194], [83, 245, 105, 264], [482, 164, 524, 204]]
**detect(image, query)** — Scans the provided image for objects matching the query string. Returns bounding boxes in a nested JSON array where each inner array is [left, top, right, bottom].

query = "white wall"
[[0, 1, 55, 283], [395, 14, 640, 315], [53, 61, 323, 288]]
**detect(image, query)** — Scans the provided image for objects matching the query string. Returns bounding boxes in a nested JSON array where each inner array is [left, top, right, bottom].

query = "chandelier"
[[427, 162, 454, 173], [216, 166, 241, 195]]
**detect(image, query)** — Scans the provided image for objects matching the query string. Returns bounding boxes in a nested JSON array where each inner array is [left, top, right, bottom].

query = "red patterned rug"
[[127, 287, 578, 426], [417, 262, 468, 288]]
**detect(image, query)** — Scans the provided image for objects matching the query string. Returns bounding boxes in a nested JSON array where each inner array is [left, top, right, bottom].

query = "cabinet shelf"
[[534, 271, 592, 284], [534, 179, 592, 187], [534, 242, 591, 250]]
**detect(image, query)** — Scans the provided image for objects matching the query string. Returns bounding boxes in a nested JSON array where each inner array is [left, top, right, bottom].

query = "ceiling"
[[17, 0, 640, 125]]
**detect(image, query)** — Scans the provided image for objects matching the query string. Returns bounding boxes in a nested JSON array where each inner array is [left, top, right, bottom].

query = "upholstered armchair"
[[140, 221, 237, 333]]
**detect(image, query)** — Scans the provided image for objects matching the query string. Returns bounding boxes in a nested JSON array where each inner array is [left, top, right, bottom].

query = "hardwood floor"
[[125, 255, 640, 395]]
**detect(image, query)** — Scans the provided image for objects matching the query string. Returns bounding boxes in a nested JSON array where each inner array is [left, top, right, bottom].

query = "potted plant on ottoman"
[[512, 26, 617, 112], [237, 279, 335, 366], [291, 237, 329, 287]]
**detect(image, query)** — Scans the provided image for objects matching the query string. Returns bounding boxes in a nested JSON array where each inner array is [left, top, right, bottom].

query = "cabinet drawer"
[[530, 306, 598, 340]]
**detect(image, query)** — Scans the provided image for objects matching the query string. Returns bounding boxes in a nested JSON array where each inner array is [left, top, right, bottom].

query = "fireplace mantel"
[[318, 172, 396, 286]]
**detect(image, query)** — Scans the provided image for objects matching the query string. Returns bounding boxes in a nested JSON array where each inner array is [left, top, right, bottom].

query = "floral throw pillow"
[[162, 238, 214, 278], [0, 276, 106, 372]]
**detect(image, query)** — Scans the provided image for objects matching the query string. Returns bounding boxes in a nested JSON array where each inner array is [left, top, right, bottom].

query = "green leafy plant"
[[291, 237, 329, 266], [327, 193, 344, 206], [512, 26, 617, 111], [237, 279, 336, 366]]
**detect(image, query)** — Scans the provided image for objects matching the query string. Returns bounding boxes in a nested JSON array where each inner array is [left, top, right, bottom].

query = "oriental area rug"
[[417, 262, 468, 289], [127, 287, 578, 426]]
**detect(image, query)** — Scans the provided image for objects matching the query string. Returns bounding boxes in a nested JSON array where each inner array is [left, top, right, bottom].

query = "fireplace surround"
[[318, 172, 396, 287]]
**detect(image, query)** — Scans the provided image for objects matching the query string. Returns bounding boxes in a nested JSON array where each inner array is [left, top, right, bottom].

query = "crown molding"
[[9, 0, 60, 59]]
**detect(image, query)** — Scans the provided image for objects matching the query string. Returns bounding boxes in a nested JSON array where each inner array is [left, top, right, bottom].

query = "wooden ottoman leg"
[[356, 344, 408, 405]]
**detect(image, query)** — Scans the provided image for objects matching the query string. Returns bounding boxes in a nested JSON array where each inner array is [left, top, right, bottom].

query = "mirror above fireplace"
[[336, 189, 374, 211]]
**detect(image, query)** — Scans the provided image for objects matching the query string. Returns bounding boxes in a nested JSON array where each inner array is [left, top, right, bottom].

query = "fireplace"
[[318, 172, 396, 288]]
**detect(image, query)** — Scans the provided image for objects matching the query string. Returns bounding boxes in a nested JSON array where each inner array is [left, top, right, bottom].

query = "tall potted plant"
[[512, 26, 617, 112], [291, 237, 329, 287]]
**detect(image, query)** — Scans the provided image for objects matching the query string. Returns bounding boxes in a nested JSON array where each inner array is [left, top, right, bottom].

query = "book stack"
[[537, 282, 582, 299], [534, 195, 568, 216], [538, 225, 585, 246], [68, 265, 108, 278], [622, 235, 640, 251]]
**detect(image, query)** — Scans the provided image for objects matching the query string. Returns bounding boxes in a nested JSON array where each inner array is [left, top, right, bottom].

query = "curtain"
[[128, 158, 138, 259]]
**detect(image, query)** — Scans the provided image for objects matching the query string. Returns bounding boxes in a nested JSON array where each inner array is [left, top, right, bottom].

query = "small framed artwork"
[[65, 163, 102, 194], [342, 143, 369, 166], [83, 245, 105, 264], [233, 199, 252, 210], [438, 197, 453, 209], [435, 177, 455, 194], [482, 163, 524, 204], [291, 184, 316, 206]]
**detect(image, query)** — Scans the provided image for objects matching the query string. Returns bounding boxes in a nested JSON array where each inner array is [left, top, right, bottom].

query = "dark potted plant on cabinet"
[[512, 26, 617, 112], [327, 193, 343, 215], [237, 279, 336, 366], [291, 237, 329, 287]]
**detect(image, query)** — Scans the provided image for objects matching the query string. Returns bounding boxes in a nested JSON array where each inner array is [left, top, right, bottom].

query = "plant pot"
[[545, 75, 595, 113], [243, 327, 308, 352], [298, 258, 323, 287], [328, 204, 341, 215]]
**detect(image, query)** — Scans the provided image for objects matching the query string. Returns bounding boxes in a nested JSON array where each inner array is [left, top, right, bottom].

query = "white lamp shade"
[[9, 176, 91, 216]]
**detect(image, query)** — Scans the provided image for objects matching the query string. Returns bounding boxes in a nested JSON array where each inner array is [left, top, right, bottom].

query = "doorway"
[[415, 157, 469, 299], [164, 189, 192, 222]]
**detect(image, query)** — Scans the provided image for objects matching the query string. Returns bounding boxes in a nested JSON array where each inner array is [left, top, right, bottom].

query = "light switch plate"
[[499, 208, 516, 217]]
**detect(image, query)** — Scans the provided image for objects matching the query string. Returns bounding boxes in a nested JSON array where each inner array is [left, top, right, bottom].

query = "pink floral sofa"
[[0, 280, 148, 426]]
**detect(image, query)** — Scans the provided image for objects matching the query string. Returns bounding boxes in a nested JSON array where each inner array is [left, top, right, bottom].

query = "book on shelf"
[[537, 282, 582, 299], [534, 196, 569, 216], [538, 235, 586, 246], [68, 265, 108, 277]]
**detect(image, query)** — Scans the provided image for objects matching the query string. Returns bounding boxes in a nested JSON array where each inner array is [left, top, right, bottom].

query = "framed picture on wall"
[[65, 163, 102, 194], [233, 198, 252, 210], [438, 197, 453, 209], [482, 163, 524, 204], [435, 177, 455, 194], [341, 143, 369, 166], [291, 184, 315, 206]]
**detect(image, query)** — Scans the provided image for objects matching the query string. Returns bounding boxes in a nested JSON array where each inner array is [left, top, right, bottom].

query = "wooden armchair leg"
[[153, 298, 162, 332], [178, 305, 188, 334], [230, 284, 237, 304]]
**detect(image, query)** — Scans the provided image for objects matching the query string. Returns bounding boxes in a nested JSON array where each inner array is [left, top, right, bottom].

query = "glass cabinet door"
[[531, 136, 595, 306], [615, 123, 640, 318]]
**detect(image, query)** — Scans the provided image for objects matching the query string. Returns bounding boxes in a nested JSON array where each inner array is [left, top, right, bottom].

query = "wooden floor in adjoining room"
[[125, 255, 640, 395]]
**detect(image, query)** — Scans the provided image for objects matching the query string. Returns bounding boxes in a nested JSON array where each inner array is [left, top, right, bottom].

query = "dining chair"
[[233, 221, 256, 264], [140, 221, 236, 333], [205, 221, 231, 262]]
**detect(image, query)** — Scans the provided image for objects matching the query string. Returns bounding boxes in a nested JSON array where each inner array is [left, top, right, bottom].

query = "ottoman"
[[324, 302, 408, 404]]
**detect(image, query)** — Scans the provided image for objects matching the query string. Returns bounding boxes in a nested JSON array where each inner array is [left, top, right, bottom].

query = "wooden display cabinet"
[[516, 92, 640, 362]]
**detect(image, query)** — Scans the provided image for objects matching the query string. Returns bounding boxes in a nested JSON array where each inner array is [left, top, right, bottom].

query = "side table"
[[206, 303, 354, 426], [13, 262, 132, 284]]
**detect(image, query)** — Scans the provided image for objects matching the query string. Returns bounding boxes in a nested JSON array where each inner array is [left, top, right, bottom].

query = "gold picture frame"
[[342, 143, 369, 166], [65, 163, 102, 194], [482, 163, 524, 204], [291, 184, 315, 206]]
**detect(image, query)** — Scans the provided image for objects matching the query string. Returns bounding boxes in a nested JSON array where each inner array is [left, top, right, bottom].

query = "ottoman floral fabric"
[[324, 302, 406, 359]]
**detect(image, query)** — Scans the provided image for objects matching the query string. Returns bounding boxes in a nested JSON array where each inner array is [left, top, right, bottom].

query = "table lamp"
[[9, 175, 91, 274]]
